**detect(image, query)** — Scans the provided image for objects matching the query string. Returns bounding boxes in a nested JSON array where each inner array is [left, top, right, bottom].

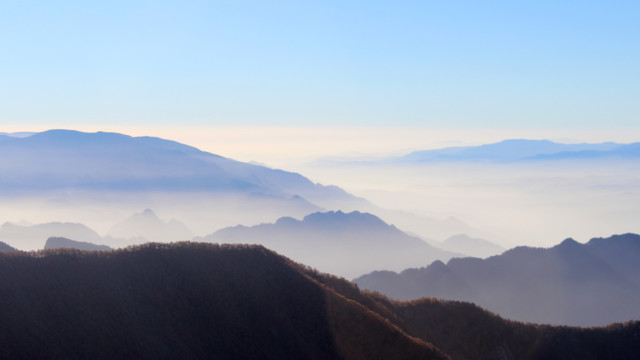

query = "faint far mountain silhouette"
[[354, 233, 640, 326], [44, 237, 111, 251], [0, 221, 105, 251], [394, 139, 636, 163], [198, 210, 461, 278], [438, 234, 505, 258], [108, 209, 193, 244], [0, 132, 36, 138]]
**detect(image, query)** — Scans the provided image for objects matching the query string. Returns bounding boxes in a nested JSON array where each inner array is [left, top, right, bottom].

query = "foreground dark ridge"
[[0, 243, 638, 360], [0, 243, 445, 360]]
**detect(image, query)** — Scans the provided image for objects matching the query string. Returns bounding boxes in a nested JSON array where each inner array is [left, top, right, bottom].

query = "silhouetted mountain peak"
[[205, 210, 460, 278], [558, 237, 581, 248], [274, 216, 298, 226], [428, 260, 447, 270]]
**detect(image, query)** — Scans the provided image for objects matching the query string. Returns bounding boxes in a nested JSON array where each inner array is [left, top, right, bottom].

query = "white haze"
[[0, 191, 320, 244], [292, 159, 640, 248], [0, 128, 638, 251]]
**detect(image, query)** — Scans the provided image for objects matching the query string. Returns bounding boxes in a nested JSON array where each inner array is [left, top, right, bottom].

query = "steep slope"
[[380, 296, 640, 360], [0, 221, 105, 251], [0, 130, 356, 206], [355, 234, 640, 326], [200, 211, 460, 278], [0, 243, 447, 360], [44, 237, 111, 251]]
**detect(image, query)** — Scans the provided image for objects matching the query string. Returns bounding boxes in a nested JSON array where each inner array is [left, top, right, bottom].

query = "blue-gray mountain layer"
[[0, 130, 356, 206], [354, 233, 640, 326], [396, 139, 639, 163], [0, 221, 104, 251], [200, 210, 461, 278]]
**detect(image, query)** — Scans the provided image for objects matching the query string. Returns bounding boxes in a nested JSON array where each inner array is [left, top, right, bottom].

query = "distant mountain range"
[[0, 221, 106, 251], [198, 210, 461, 278], [0, 242, 638, 360], [354, 233, 640, 326], [394, 139, 640, 163], [0, 129, 486, 241], [2, 209, 473, 275], [0, 129, 359, 207], [0, 210, 193, 251], [44, 237, 111, 251]]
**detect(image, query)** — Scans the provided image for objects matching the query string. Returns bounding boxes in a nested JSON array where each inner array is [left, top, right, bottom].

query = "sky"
[[1, 0, 639, 137]]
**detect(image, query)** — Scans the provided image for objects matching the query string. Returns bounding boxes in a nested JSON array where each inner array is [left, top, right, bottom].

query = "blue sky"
[[1, 1, 639, 130]]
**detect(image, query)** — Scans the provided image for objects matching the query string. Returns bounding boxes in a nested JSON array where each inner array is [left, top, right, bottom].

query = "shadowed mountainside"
[[374, 295, 640, 360], [354, 233, 640, 326], [0, 243, 446, 360], [0, 243, 638, 360], [44, 237, 111, 251], [199, 210, 461, 278]]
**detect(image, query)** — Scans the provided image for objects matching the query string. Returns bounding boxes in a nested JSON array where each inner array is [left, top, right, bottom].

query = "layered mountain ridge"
[[199, 210, 461, 278], [0, 130, 353, 203], [355, 233, 640, 326]]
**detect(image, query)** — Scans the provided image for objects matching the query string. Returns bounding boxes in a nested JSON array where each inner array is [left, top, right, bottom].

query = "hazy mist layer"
[[295, 159, 640, 248]]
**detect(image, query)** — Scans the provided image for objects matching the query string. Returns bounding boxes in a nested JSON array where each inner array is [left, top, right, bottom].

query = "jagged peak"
[[558, 237, 581, 248]]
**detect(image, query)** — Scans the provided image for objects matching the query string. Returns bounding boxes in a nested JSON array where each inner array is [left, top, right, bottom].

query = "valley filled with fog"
[[295, 158, 640, 248], [2, 132, 638, 252]]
